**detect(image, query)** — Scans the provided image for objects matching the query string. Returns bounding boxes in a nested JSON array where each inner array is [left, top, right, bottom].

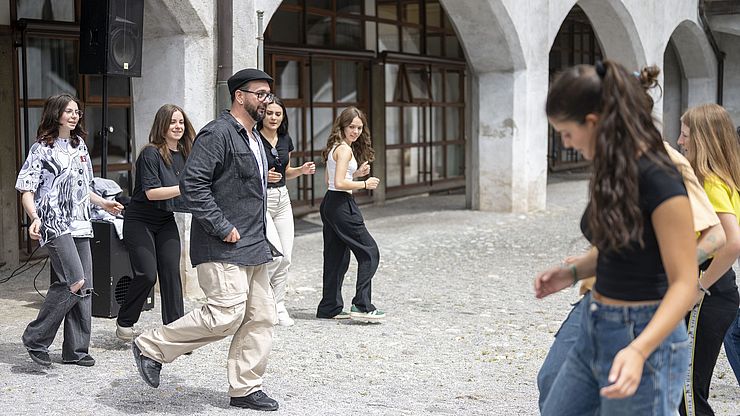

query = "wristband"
[[364, 180, 367, 189], [568, 264, 578, 286], [628, 344, 647, 360]]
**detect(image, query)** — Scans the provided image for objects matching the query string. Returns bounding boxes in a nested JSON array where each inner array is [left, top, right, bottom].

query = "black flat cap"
[[227, 68, 274, 97]]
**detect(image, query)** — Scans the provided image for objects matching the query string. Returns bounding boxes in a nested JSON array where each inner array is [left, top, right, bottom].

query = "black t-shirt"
[[126, 146, 185, 221], [260, 132, 294, 188], [582, 155, 688, 301]]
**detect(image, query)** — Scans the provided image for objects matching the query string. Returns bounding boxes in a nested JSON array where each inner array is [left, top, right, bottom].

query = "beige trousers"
[[135, 262, 276, 397]]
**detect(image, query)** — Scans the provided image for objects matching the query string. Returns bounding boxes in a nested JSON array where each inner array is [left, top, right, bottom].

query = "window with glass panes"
[[266, 0, 467, 206], [12, 0, 134, 252]]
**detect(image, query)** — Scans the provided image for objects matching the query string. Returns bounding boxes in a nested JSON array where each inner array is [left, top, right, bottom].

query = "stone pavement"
[[0, 178, 738, 415]]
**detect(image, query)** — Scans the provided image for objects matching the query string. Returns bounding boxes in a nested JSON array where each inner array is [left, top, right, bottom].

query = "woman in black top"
[[116, 104, 195, 340], [257, 97, 315, 326], [536, 61, 697, 415]]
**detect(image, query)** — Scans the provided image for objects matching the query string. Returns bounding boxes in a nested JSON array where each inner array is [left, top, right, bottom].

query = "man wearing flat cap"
[[132, 68, 281, 411]]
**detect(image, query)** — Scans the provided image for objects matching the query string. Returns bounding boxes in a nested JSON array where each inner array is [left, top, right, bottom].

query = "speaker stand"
[[101, 73, 108, 178]]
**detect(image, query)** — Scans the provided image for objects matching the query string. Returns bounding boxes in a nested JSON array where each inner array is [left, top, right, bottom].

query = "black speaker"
[[79, 0, 144, 77], [89, 220, 153, 318]]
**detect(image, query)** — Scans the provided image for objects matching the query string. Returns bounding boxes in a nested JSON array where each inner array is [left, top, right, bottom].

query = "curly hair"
[[145, 104, 195, 166], [546, 60, 674, 252], [37, 93, 87, 148], [321, 106, 374, 164]]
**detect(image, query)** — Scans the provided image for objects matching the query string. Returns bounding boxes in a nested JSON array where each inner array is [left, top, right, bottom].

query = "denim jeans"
[[537, 292, 589, 411], [542, 297, 690, 416], [724, 308, 740, 385], [22, 235, 93, 362]]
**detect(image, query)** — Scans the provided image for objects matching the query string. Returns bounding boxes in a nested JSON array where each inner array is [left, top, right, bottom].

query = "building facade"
[[0, 0, 739, 265]]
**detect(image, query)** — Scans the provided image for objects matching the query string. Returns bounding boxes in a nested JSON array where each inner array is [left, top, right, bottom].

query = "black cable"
[[0, 244, 42, 284], [32, 257, 49, 299]]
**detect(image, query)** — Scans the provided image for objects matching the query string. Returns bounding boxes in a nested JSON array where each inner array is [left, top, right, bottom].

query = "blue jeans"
[[542, 297, 690, 416], [725, 308, 740, 385], [537, 292, 589, 411]]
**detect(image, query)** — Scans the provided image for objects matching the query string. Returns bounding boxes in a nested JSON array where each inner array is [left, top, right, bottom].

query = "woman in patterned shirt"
[[16, 93, 122, 367]]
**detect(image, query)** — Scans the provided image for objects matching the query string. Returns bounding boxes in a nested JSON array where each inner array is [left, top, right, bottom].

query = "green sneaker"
[[350, 305, 386, 322]]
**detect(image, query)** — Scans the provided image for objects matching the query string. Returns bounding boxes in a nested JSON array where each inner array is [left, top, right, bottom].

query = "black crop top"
[[581, 155, 687, 301]]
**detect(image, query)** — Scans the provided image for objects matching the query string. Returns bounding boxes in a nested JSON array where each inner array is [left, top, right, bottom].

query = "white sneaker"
[[276, 302, 295, 327], [116, 322, 135, 341]]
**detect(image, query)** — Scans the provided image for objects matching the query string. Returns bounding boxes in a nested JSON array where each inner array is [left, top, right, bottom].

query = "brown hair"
[[145, 104, 195, 166], [321, 106, 375, 164], [681, 104, 740, 192], [546, 60, 674, 252], [36, 93, 87, 147]]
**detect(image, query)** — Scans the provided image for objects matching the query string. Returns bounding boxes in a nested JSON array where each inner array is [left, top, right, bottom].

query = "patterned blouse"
[[15, 137, 95, 245]]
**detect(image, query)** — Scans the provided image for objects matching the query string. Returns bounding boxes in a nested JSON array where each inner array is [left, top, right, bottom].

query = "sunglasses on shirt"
[[270, 147, 282, 168]]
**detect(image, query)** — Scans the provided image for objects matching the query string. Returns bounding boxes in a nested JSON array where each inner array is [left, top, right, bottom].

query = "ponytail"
[[547, 60, 674, 252]]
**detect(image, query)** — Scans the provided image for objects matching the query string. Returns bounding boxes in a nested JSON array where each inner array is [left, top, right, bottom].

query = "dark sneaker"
[[28, 350, 52, 367], [230, 390, 279, 411], [350, 305, 386, 322], [332, 311, 350, 320], [132, 341, 162, 388], [63, 354, 95, 367]]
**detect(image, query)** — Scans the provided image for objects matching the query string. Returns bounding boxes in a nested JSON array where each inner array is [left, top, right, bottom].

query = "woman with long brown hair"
[[16, 93, 123, 367], [677, 103, 740, 416], [536, 61, 696, 414], [116, 104, 195, 340], [316, 107, 385, 322]]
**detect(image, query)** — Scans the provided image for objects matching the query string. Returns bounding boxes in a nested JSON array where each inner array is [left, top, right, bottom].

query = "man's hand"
[[223, 227, 240, 243]]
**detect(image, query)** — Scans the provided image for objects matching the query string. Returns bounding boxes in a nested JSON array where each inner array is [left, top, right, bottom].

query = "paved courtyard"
[[0, 178, 738, 415]]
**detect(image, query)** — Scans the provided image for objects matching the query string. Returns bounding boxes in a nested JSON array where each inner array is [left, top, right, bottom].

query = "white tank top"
[[327, 144, 357, 193]]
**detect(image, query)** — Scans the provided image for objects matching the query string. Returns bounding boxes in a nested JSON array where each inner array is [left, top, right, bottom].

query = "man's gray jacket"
[[180, 110, 273, 267]]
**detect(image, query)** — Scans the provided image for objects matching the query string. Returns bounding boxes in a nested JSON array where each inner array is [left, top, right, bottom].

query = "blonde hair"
[[681, 103, 740, 192]]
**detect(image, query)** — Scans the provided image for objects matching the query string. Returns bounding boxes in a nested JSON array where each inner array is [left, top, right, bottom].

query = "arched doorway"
[[662, 20, 717, 148], [548, 5, 603, 171]]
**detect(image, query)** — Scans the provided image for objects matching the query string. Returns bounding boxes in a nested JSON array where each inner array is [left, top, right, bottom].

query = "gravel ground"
[[0, 178, 738, 415]]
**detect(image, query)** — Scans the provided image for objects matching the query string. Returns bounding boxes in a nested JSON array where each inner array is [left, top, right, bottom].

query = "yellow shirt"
[[579, 143, 720, 293], [703, 174, 740, 221]]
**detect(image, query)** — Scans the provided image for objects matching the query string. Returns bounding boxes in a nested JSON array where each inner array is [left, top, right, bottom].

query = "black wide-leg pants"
[[317, 190, 379, 318], [118, 216, 184, 327]]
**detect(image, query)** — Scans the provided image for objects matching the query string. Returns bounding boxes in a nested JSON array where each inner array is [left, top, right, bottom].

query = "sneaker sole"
[[349, 312, 385, 322]]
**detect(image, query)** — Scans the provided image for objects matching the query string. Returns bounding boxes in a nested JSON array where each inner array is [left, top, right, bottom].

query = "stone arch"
[[550, 0, 646, 69], [662, 19, 717, 145]]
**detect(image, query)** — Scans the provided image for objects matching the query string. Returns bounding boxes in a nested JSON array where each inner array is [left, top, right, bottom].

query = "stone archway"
[[662, 19, 717, 143]]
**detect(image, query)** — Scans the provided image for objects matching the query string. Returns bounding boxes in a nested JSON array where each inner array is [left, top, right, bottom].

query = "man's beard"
[[244, 100, 265, 123]]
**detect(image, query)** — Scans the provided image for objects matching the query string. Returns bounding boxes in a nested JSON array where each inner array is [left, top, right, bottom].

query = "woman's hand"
[[300, 161, 316, 175], [600, 345, 646, 399], [534, 265, 573, 298], [364, 177, 380, 190], [102, 199, 123, 216], [267, 168, 283, 183], [29, 218, 41, 240]]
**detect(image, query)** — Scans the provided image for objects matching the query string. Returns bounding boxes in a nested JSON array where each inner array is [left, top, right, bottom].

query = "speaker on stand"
[[79, 0, 144, 179]]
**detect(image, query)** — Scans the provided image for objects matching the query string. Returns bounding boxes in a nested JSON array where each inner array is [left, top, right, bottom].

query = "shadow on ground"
[[95, 376, 228, 414]]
